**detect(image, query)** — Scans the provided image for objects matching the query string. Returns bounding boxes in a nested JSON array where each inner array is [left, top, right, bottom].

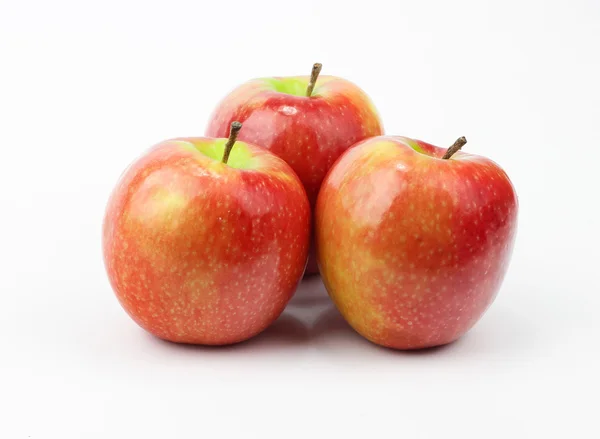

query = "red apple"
[[316, 135, 518, 349], [206, 63, 383, 273], [102, 122, 311, 345]]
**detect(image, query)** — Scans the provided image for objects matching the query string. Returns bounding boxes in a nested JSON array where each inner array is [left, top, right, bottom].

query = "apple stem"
[[442, 136, 467, 159], [306, 62, 323, 97], [222, 121, 243, 164]]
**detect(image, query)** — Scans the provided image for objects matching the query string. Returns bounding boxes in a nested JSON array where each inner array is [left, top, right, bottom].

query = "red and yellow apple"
[[206, 64, 383, 273], [103, 123, 311, 345], [316, 136, 518, 349]]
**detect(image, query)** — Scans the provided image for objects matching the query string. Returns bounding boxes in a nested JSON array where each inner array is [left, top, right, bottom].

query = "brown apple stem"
[[306, 62, 323, 97], [442, 136, 467, 159], [222, 121, 243, 164]]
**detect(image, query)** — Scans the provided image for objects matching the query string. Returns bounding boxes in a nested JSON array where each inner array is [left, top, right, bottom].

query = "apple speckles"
[[205, 77, 383, 215], [103, 139, 310, 345], [316, 135, 518, 349]]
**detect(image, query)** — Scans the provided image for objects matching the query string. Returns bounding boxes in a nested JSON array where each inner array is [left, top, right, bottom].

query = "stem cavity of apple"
[[442, 136, 468, 160], [221, 121, 243, 164], [306, 62, 323, 97]]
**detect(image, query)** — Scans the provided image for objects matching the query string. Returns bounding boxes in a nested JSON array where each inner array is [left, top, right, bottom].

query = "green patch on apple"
[[196, 139, 255, 169], [262, 77, 313, 97], [179, 139, 256, 170]]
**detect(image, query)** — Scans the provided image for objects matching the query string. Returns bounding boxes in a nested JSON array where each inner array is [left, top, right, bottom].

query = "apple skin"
[[102, 137, 310, 345], [315, 136, 518, 349], [205, 75, 383, 273]]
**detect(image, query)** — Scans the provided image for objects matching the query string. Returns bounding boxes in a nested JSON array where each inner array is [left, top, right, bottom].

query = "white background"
[[1, 0, 599, 437]]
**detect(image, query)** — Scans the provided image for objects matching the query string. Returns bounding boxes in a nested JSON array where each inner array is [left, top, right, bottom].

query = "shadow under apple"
[[288, 275, 331, 308], [143, 285, 539, 359], [147, 311, 310, 354], [309, 304, 470, 358]]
